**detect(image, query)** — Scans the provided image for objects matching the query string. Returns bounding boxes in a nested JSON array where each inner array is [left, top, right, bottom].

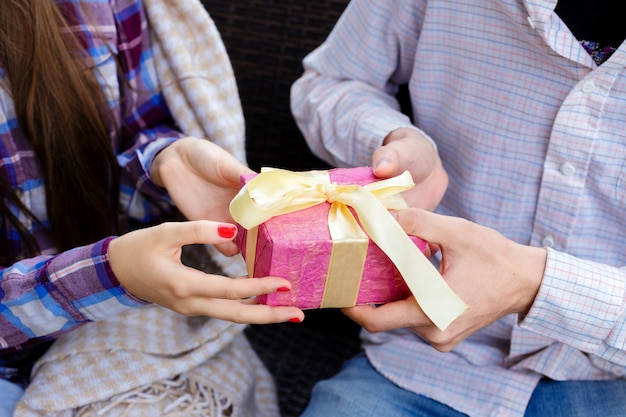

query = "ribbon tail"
[[344, 190, 469, 331]]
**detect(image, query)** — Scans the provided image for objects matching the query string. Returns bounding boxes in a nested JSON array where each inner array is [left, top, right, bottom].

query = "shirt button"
[[560, 162, 576, 176], [542, 235, 555, 248], [581, 80, 596, 93]]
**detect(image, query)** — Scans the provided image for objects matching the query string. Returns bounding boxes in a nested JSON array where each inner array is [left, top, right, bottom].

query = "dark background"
[[200, 1, 351, 172]]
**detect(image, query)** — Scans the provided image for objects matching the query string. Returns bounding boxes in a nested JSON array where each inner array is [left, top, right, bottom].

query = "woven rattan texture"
[[200, 1, 349, 171]]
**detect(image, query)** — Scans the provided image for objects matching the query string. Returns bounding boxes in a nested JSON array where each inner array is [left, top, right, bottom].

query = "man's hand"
[[343, 208, 546, 351], [372, 128, 448, 211]]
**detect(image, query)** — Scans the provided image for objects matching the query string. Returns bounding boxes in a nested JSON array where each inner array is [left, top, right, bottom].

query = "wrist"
[[514, 244, 547, 316], [150, 139, 187, 189]]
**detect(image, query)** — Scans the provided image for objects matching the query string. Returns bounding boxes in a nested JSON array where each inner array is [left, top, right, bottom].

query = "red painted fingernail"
[[217, 224, 236, 239], [277, 286, 290, 292], [288, 317, 302, 323]]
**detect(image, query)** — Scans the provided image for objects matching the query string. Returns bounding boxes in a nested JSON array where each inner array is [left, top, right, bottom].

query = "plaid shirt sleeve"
[[0, 238, 147, 351], [106, 0, 186, 222], [521, 249, 626, 363], [63, 0, 189, 224]]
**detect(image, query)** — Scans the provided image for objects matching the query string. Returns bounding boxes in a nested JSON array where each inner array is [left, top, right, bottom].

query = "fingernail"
[[277, 286, 290, 292], [288, 317, 302, 323], [373, 157, 392, 171], [217, 224, 237, 239]]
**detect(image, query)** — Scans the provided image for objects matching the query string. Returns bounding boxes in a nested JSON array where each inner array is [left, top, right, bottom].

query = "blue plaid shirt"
[[0, 0, 186, 372]]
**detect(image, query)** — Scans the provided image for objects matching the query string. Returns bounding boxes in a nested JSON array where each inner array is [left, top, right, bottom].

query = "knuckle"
[[166, 299, 196, 316], [361, 320, 383, 334], [431, 343, 454, 353], [156, 221, 176, 235], [222, 286, 242, 300], [169, 282, 193, 299], [397, 209, 419, 230], [431, 342, 455, 353], [191, 220, 207, 241], [426, 331, 457, 352], [229, 308, 249, 324]]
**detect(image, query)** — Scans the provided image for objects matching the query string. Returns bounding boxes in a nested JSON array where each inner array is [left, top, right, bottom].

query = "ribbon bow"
[[230, 168, 468, 330]]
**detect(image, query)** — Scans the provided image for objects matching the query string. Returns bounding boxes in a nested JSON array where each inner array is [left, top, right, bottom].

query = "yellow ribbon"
[[229, 168, 468, 330]]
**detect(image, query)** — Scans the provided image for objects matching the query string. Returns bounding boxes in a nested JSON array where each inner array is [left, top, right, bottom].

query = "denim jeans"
[[301, 354, 626, 417], [0, 378, 24, 417]]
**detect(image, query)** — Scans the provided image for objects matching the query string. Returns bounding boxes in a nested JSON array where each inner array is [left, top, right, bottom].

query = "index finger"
[[394, 208, 478, 250]]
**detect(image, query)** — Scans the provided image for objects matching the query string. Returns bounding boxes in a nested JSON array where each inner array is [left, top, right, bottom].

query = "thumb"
[[372, 144, 402, 179], [373, 139, 437, 183]]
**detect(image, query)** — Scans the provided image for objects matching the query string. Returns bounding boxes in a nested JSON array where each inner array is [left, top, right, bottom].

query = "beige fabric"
[[14, 306, 280, 417], [144, 0, 245, 163], [145, 0, 248, 277]]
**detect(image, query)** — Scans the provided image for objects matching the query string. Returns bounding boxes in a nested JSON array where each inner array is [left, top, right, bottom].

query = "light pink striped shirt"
[[291, 1, 626, 415]]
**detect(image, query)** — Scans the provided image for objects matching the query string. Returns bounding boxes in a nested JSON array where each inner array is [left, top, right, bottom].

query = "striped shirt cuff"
[[520, 248, 624, 353]]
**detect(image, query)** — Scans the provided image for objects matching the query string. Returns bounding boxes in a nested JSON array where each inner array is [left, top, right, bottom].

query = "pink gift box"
[[234, 167, 428, 309]]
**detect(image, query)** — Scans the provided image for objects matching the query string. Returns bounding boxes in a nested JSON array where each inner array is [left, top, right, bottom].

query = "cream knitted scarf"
[[143, 0, 248, 278], [14, 306, 279, 417]]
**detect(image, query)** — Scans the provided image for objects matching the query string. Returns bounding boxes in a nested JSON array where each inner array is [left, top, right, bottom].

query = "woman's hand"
[[151, 137, 252, 255], [151, 136, 251, 222], [372, 128, 448, 211], [108, 220, 304, 324], [343, 208, 546, 351]]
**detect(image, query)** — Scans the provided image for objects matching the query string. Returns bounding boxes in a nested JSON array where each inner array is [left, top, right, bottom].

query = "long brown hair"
[[0, 0, 120, 257]]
